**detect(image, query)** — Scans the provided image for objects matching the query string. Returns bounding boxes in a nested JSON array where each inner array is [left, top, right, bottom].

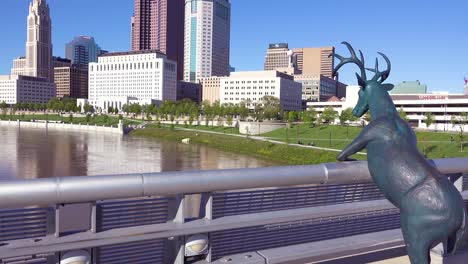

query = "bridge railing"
[[0, 158, 467, 264]]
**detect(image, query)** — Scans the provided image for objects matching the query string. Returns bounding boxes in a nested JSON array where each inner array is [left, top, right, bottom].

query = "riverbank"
[[131, 126, 355, 165], [0, 114, 141, 127], [0, 119, 126, 134]]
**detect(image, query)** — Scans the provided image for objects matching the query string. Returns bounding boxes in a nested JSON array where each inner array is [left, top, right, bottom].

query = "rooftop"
[[99, 49, 166, 57]]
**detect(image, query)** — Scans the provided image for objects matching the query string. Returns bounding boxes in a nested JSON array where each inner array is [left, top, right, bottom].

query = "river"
[[0, 126, 274, 180]]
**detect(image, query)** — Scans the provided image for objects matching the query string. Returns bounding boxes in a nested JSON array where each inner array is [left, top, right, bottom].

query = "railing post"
[[165, 194, 186, 264], [200, 192, 213, 263]]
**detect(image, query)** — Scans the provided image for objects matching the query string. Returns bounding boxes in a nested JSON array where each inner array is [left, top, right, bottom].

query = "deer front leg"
[[337, 126, 375, 161]]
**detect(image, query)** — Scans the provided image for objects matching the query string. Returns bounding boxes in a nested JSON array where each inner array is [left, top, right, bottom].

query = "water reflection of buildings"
[[15, 128, 89, 179], [0, 128, 18, 180], [86, 133, 164, 175], [0, 126, 273, 180]]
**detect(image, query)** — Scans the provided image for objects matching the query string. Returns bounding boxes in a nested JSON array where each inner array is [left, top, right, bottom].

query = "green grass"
[[0, 114, 141, 127], [261, 124, 468, 159], [131, 127, 344, 165]]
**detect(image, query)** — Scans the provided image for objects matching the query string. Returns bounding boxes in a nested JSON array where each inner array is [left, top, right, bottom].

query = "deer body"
[[333, 43, 468, 264]]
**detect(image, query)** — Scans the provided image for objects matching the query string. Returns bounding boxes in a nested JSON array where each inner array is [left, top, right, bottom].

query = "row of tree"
[[0, 98, 80, 113]]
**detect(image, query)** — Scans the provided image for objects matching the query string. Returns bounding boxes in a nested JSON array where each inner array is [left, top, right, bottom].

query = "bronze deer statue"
[[332, 42, 468, 264]]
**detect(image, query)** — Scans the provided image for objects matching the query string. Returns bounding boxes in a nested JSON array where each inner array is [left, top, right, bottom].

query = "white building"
[[88, 50, 177, 112], [307, 86, 468, 132], [184, 0, 231, 82], [0, 75, 56, 104], [12, 0, 53, 82], [220, 71, 302, 111]]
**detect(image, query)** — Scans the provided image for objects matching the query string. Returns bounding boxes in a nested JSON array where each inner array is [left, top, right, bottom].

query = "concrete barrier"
[[0, 120, 124, 135], [239, 121, 286, 135]]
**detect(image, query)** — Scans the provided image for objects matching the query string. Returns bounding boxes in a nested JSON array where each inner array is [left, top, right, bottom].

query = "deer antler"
[[330, 42, 367, 84], [366, 52, 391, 83]]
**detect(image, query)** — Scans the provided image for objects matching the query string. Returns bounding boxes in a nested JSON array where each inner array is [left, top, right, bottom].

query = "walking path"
[[160, 125, 367, 156]]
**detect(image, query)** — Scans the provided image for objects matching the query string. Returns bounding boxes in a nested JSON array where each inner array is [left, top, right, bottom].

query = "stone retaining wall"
[[0, 120, 124, 135]]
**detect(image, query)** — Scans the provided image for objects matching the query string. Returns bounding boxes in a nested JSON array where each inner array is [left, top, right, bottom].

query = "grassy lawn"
[[132, 127, 346, 165], [262, 125, 468, 159], [0, 114, 141, 127]]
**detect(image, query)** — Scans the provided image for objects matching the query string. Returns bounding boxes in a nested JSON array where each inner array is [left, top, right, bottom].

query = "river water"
[[0, 126, 275, 232], [0, 126, 273, 181]]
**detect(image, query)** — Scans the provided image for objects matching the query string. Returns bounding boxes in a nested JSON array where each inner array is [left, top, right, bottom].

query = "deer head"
[[331, 42, 394, 117]]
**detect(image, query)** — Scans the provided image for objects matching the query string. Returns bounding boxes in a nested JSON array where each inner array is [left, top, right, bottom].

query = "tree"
[[302, 109, 317, 128], [451, 113, 468, 152], [0, 101, 7, 118], [261, 96, 281, 120], [122, 104, 130, 116], [339, 108, 354, 126], [288, 111, 298, 125], [253, 104, 264, 122], [424, 112, 435, 130], [321, 107, 338, 124], [398, 108, 409, 122], [340, 108, 358, 138], [0, 101, 8, 111], [238, 101, 249, 121], [83, 103, 94, 114]]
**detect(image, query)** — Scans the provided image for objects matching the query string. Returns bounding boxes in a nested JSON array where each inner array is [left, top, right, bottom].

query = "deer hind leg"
[[401, 213, 437, 264]]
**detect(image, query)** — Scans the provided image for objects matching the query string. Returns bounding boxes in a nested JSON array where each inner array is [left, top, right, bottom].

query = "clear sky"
[[1, 0, 467, 93]]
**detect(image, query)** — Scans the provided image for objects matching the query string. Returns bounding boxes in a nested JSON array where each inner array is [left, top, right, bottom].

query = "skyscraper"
[[264, 43, 292, 71], [131, 0, 185, 79], [24, 0, 53, 82], [184, 0, 231, 82], [65, 36, 104, 68], [293, 47, 335, 78]]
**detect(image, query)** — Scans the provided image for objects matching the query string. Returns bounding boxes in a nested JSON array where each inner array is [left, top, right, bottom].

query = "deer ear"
[[382, 84, 394, 91], [356, 73, 366, 88]]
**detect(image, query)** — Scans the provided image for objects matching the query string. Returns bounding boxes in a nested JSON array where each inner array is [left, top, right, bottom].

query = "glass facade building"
[[184, 0, 231, 83], [65, 36, 103, 68]]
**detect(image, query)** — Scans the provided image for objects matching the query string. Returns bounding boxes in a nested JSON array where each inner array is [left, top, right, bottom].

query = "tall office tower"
[[293, 47, 335, 78], [264, 43, 292, 71], [65, 36, 103, 68], [25, 0, 53, 82], [184, 0, 231, 82], [131, 0, 185, 79]]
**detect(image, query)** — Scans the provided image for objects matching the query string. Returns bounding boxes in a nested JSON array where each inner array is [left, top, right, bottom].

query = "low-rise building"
[[54, 66, 88, 98], [88, 50, 177, 112], [0, 75, 56, 104], [294, 74, 346, 102], [390, 80, 427, 95], [307, 86, 468, 131], [202, 76, 223, 104], [220, 71, 302, 111]]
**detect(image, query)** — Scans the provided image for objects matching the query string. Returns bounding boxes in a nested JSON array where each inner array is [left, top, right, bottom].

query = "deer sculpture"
[[332, 42, 468, 264]]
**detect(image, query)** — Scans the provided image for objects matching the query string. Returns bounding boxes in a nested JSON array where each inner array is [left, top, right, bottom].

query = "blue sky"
[[1, 0, 467, 93]]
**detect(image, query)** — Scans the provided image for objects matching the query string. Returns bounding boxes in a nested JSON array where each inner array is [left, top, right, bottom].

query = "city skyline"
[[0, 0, 467, 93]]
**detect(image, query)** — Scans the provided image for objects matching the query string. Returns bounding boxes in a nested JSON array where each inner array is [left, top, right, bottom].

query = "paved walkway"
[[161, 125, 367, 156], [370, 256, 410, 264]]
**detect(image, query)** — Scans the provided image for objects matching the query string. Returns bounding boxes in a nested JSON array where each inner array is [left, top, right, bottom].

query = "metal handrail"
[[0, 158, 467, 209]]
